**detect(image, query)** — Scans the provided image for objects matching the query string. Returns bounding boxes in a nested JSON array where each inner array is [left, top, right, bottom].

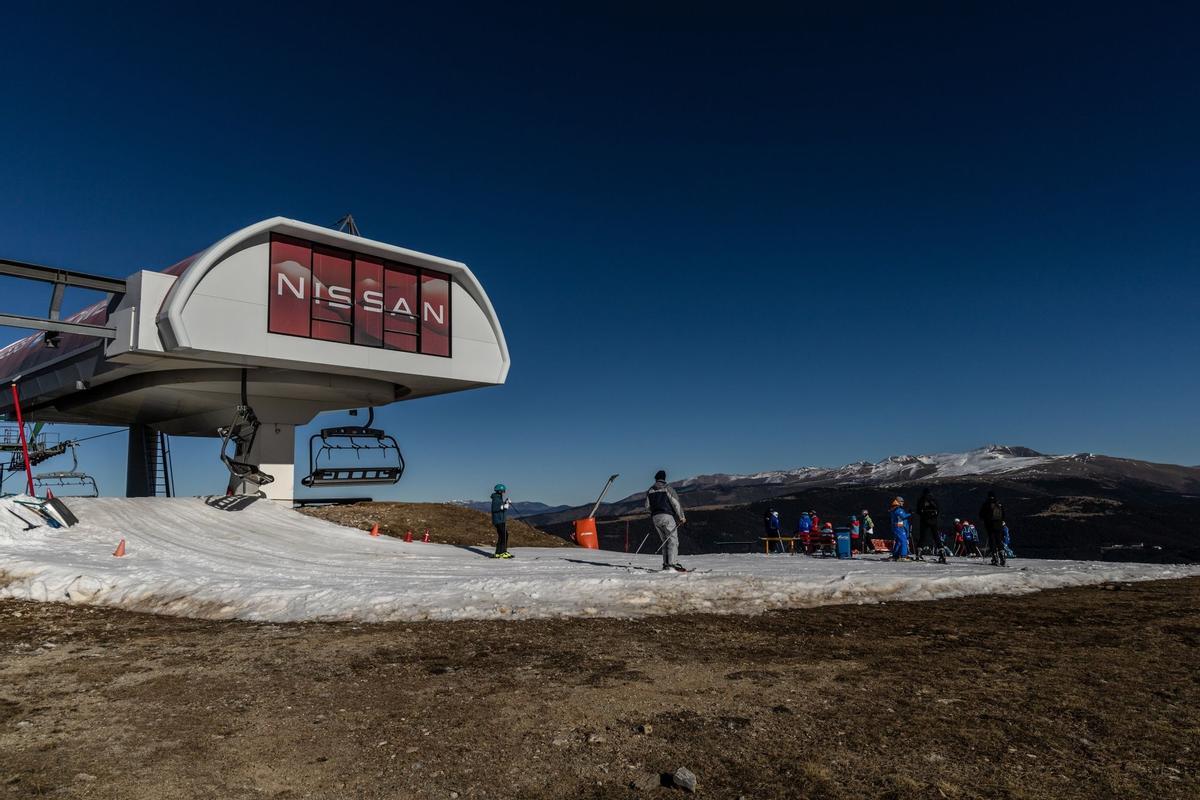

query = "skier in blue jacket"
[[890, 496, 912, 560], [491, 484, 513, 558], [794, 511, 814, 555], [764, 508, 784, 553]]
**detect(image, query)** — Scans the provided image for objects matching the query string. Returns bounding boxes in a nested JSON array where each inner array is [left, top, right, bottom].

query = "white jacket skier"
[[644, 469, 687, 571]]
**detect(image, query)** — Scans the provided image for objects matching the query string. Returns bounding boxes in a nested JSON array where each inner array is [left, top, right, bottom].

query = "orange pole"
[[10, 382, 34, 496]]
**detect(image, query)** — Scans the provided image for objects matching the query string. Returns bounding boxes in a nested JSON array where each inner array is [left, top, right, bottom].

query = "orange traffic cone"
[[112, 539, 126, 557], [403, 530, 413, 543], [422, 529, 431, 543], [369, 523, 380, 537], [46, 489, 55, 500]]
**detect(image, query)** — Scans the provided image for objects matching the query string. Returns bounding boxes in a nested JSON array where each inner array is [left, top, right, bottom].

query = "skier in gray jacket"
[[644, 469, 687, 571]]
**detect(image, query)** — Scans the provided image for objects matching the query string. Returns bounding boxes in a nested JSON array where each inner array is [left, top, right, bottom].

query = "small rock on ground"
[[673, 766, 697, 792]]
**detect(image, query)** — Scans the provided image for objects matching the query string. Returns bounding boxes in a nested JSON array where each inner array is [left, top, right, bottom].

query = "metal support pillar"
[[126, 424, 157, 497]]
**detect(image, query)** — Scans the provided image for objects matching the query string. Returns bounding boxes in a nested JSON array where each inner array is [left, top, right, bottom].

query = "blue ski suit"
[[891, 507, 912, 558]]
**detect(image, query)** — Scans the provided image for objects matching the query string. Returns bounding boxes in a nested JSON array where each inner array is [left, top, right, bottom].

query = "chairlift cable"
[[71, 428, 124, 444]]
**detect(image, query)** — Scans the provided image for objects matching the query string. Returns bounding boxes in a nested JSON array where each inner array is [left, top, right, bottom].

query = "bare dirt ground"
[[298, 502, 567, 548], [1, 579, 1197, 799]]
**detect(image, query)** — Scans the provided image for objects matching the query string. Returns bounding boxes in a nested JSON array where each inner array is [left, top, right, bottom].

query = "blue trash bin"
[[836, 529, 852, 559]]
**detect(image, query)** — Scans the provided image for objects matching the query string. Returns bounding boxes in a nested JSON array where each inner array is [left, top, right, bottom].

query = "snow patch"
[[1, 496, 1196, 623]]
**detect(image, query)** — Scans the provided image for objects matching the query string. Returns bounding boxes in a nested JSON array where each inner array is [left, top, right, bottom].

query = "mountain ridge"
[[523, 445, 1200, 527]]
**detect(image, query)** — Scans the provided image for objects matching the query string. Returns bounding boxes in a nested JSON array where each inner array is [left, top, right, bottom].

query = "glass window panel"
[[312, 249, 353, 324], [384, 331, 418, 352], [354, 256, 385, 347], [268, 238, 311, 337], [312, 320, 351, 343], [384, 266, 419, 335], [420, 271, 451, 357]]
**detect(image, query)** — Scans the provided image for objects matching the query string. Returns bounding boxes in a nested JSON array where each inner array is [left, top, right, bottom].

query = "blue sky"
[[1, 5, 1197, 504]]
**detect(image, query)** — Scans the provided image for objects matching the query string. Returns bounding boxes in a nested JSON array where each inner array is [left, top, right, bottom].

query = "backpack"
[[988, 502, 1004, 523]]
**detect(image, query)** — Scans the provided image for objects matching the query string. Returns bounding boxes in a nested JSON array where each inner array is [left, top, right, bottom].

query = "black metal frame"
[[0, 257, 124, 341], [217, 372, 274, 490], [33, 443, 100, 497], [300, 407, 405, 488]]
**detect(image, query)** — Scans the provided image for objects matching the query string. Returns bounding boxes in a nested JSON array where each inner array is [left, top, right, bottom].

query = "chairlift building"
[[0, 218, 511, 501]]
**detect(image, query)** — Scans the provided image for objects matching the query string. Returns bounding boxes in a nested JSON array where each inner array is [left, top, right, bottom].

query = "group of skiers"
[[762, 489, 1015, 566], [762, 507, 878, 555], [889, 488, 1013, 566], [491, 473, 1016, 571]]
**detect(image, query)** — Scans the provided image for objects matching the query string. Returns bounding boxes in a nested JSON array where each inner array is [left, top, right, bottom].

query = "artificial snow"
[[1, 496, 1196, 623]]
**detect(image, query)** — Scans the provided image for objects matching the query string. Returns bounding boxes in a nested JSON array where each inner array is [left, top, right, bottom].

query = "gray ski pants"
[[652, 513, 679, 567]]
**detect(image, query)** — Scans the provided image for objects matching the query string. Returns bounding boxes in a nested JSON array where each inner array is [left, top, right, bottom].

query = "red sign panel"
[[268, 236, 451, 357], [420, 271, 451, 357]]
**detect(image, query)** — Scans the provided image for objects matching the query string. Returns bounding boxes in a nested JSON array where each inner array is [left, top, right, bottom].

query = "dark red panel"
[[312, 320, 351, 343], [384, 331, 418, 352], [268, 238, 312, 337], [353, 256, 385, 347], [420, 271, 451, 357], [384, 266, 418, 336], [312, 248, 353, 325]]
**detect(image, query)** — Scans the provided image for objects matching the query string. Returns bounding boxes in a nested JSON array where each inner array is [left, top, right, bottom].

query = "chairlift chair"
[[301, 408, 405, 488], [33, 444, 99, 497], [218, 405, 275, 489]]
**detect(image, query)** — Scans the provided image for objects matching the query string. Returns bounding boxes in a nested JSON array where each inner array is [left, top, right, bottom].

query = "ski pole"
[[632, 530, 652, 555]]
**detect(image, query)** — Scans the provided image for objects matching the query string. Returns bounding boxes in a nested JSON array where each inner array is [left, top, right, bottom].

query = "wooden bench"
[[760, 536, 801, 554]]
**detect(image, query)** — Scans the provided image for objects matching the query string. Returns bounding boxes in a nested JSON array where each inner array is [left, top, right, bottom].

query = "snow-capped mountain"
[[523, 445, 1200, 527], [450, 500, 572, 519], [673, 445, 1070, 490]]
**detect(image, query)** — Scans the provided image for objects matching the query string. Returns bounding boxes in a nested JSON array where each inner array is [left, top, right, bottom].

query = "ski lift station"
[[0, 218, 510, 501]]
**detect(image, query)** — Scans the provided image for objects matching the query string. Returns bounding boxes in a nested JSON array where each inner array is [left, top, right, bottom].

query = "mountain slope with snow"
[[524, 445, 1200, 527], [2, 496, 1197, 622]]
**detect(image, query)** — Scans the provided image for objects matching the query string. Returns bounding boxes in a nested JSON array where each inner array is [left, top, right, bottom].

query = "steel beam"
[[0, 313, 116, 339], [0, 258, 127, 294]]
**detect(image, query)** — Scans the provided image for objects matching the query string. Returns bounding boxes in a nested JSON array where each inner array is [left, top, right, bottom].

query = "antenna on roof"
[[333, 214, 361, 237]]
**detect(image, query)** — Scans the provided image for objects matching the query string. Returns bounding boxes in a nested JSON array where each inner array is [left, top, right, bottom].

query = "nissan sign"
[[268, 235, 450, 356]]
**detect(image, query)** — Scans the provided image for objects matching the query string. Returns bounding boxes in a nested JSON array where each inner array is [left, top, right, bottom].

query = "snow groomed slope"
[[1, 497, 1197, 622]]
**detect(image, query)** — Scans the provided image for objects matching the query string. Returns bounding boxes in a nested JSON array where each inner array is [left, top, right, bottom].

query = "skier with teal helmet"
[[491, 483, 513, 558]]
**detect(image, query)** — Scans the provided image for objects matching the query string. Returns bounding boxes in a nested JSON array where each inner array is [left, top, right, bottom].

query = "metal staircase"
[[153, 431, 174, 497]]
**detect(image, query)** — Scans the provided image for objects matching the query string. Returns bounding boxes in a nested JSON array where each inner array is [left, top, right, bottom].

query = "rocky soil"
[[1, 579, 1197, 798]]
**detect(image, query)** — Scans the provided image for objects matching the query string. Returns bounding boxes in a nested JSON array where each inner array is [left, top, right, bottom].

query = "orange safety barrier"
[[573, 518, 599, 549], [870, 538, 891, 553]]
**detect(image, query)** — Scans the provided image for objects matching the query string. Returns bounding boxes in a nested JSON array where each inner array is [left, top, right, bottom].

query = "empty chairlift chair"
[[218, 405, 275, 489], [33, 443, 100, 497], [301, 408, 405, 489]]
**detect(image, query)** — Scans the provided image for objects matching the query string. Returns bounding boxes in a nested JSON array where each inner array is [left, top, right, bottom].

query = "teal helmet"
[[494, 483, 507, 493]]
